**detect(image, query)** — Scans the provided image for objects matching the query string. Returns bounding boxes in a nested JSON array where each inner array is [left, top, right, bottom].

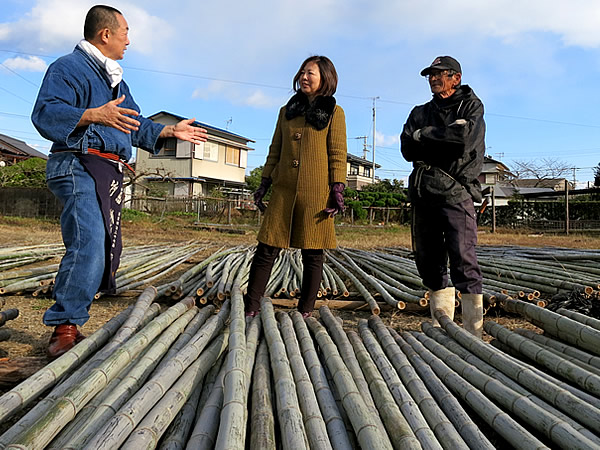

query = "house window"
[[363, 166, 371, 177], [349, 165, 359, 175], [203, 142, 219, 161], [226, 147, 240, 166], [152, 137, 176, 157]]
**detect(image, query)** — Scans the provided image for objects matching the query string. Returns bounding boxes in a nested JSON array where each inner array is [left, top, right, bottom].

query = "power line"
[[2, 48, 600, 129]]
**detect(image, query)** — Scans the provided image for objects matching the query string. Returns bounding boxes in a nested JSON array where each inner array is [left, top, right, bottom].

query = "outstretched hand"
[[172, 118, 208, 144], [87, 95, 141, 134]]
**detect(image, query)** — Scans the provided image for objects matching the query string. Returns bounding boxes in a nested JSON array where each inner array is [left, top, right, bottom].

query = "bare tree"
[[510, 158, 572, 187]]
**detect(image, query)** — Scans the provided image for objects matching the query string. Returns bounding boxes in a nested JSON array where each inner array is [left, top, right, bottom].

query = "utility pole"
[[372, 97, 379, 183], [572, 167, 577, 187], [353, 136, 369, 159]]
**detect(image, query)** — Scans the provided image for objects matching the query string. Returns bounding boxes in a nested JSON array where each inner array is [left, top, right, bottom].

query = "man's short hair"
[[84, 5, 122, 40]]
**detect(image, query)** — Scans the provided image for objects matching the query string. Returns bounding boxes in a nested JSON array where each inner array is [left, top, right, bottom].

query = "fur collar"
[[285, 93, 336, 130]]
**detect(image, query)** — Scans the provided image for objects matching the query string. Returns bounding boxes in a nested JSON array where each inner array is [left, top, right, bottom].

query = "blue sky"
[[1, 0, 600, 186]]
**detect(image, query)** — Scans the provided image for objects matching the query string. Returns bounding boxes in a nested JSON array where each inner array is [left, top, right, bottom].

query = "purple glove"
[[254, 177, 272, 212], [324, 182, 345, 216]]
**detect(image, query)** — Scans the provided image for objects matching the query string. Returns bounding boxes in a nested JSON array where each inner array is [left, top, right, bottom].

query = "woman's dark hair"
[[84, 5, 122, 40], [293, 55, 338, 97]]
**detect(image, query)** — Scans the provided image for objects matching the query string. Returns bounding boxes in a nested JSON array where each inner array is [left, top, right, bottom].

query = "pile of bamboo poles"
[[2, 243, 600, 320], [3, 292, 600, 449], [0, 243, 208, 297]]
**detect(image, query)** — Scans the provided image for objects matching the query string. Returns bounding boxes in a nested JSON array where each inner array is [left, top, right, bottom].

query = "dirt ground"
[[1, 216, 597, 372]]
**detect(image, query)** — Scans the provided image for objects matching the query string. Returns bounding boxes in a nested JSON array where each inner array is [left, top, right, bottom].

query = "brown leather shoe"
[[47, 324, 79, 359]]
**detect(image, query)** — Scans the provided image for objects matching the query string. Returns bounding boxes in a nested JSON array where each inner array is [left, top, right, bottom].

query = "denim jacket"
[[32, 46, 165, 180]]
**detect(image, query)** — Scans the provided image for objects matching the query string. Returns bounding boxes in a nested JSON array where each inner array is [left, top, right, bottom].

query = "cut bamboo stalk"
[[421, 323, 600, 447], [420, 316, 598, 450], [484, 320, 600, 396], [53, 307, 200, 449], [430, 308, 600, 435], [270, 298, 397, 312], [6, 296, 196, 450], [515, 328, 600, 370], [290, 311, 352, 450], [326, 254, 380, 315], [318, 306, 388, 438], [120, 332, 228, 450], [365, 317, 467, 450], [260, 297, 309, 449], [304, 315, 393, 450], [556, 307, 600, 331], [346, 329, 421, 449], [0, 304, 134, 425], [82, 300, 230, 450], [390, 326, 495, 450], [501, 298, 600, 356], [186, 356, 227, 449], [215, 285, 247, 450], [249, 340, 276, 450], [277, 311, 332, 450], [156, 371, 202, 450]]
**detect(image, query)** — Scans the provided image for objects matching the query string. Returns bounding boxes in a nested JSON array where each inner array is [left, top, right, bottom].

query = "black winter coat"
[[401, 85, 485, 206]]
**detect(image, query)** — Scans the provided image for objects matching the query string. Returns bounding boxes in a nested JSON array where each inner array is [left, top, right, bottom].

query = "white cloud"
[[3, 56, 47, 72], [376, 130, 399, 148], [0, 0, 173, 55], [193, 81, 286, 109]]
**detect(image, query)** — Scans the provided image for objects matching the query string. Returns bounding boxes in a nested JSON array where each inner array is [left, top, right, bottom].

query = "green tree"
[[245, 165, 272, 199], [0, 158, 47, 188], [594, 163, 600, 187], [360, 178, 405, 193]]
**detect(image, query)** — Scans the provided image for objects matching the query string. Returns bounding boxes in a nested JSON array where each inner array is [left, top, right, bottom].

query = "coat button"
[[292, 159, 299, 168], [294, 132, 302, 140]]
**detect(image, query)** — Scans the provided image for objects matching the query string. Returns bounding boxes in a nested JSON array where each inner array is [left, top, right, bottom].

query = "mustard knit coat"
[[257, 94, 347, 249]]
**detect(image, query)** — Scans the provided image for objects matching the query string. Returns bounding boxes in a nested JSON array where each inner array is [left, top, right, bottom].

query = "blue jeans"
[[44, 153, 106, 326]]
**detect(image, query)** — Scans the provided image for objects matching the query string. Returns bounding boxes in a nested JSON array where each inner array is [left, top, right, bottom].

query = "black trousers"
[[244, 243, 324, 313], [413, 198, 482, 294]]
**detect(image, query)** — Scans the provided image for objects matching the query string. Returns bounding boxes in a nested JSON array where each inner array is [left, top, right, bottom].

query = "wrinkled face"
[[428, 69, 461, 98], [299, 61, 321, 99], [105, 13, 130, 60]]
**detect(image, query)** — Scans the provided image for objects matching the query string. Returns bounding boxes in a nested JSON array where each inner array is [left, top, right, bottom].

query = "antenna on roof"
[[225, 117, 232, 130]]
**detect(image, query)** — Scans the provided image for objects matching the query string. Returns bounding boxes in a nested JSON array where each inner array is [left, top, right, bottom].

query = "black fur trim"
[[284, 93, 336, 130]]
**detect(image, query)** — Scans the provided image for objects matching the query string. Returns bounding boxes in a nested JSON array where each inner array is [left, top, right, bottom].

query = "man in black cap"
[[400, 56, 485, 338]]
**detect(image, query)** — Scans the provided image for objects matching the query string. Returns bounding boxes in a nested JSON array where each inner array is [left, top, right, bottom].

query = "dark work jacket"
[[401, 85, 485, 205]]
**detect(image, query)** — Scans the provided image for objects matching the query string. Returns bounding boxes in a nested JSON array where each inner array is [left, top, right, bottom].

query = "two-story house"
[[135, 112, 254, 199], [346, 153, 381, 190]]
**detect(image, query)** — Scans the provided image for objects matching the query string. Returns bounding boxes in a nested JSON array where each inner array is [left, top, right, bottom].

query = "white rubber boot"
[[461, 293, 484, 339], [429, 287, 456, 327]]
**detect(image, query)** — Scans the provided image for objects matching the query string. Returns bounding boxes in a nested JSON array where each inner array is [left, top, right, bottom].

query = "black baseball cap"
[[420, 56, 462, 76]]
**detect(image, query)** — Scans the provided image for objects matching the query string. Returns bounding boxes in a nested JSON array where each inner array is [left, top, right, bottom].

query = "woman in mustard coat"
[[245, 55, 348, 317]]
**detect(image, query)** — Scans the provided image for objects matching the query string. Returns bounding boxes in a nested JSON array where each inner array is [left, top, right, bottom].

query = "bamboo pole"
[[390, 326, 495, 450], [249, 340, 276, 450], [6, 296, 196, 450], [346, 329, 421, 449], [501, 298, 600, 356], [215, 285, 247, 450], [290, 311, 352, 450], [365, 317, 467, 450], [120, 333, 228, 450], [277, 311, 332, 450], [0, 304, 134, 425], [82, 301, 231, 450], [326, 253, 380, 315], [556, 307, 600, 331], [53, 307, 200, 449], [430, 309, 600, 435], [305, 315, 393, 450], [421, 323, 600, 446], [402, 331, 550, 450], [484, 320, 600, 396], [260, 298, 309, 449]]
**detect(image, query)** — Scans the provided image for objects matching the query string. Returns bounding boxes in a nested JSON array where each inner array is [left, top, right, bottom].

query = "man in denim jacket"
[[401, 56, 485, 339], [32, 5, 207, 358]]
